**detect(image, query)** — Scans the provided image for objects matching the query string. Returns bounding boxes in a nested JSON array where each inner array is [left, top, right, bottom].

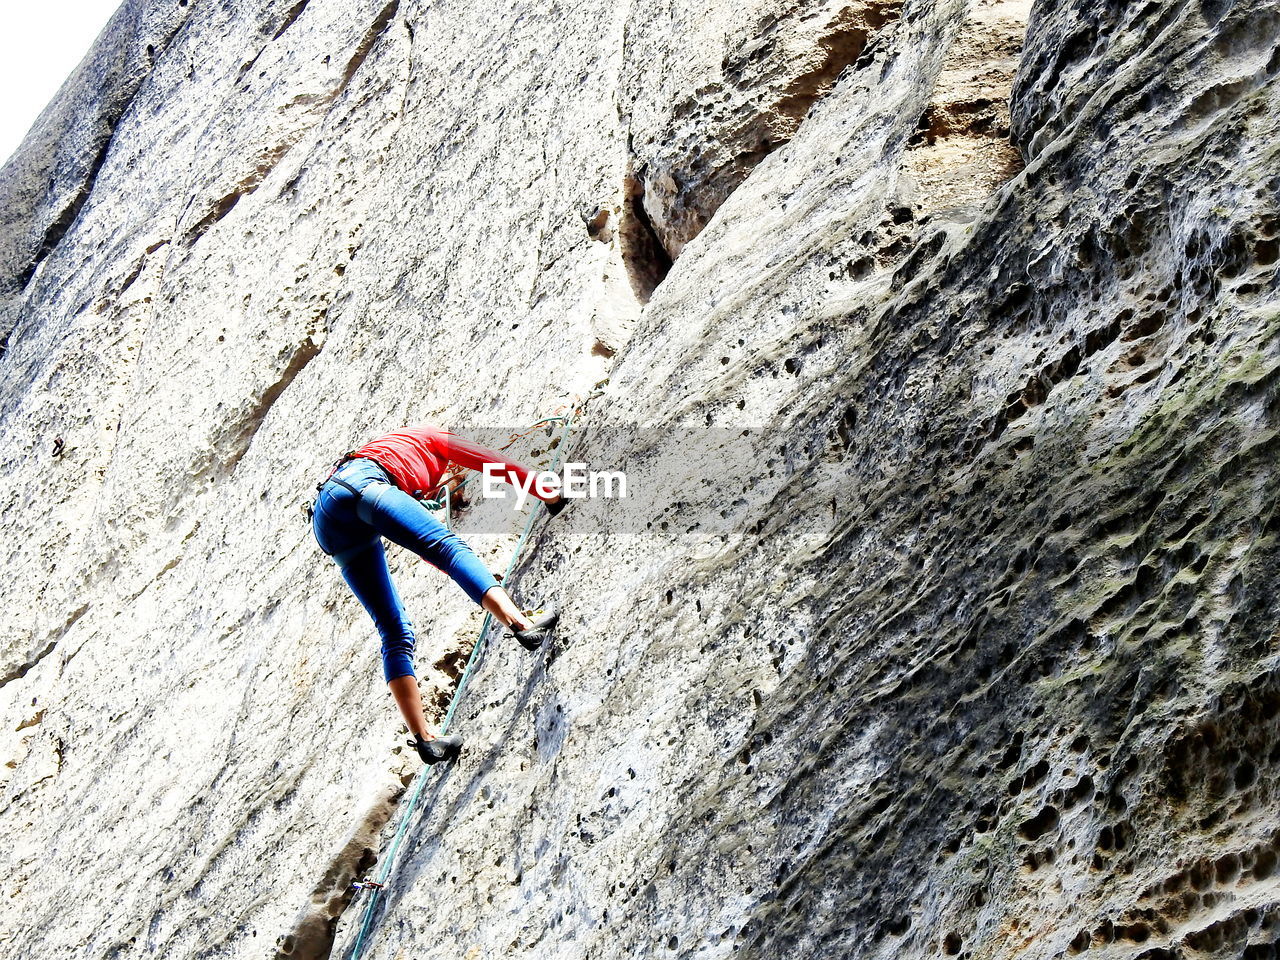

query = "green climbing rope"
[[349, 413, 575, 959]]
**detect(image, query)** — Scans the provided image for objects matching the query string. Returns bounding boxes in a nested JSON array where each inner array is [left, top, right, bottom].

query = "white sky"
[[0, 0, 124, 168]]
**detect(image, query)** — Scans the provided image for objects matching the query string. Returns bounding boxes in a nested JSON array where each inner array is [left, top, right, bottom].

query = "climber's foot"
[[511, 607, 559, 651], [409, 732, 463, 765]]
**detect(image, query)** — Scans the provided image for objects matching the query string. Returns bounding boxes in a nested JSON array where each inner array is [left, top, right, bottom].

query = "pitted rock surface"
[[0, 1, 1278, 959]]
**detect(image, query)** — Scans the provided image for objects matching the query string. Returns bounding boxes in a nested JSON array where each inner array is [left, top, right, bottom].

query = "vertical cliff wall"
[[1, 0, 1278, 958]]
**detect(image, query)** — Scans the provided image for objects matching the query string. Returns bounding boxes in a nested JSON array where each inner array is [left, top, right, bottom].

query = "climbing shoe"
[[545, 496, 569, 518], [511, 608, 559, 651], [409, 732, 463, 765]]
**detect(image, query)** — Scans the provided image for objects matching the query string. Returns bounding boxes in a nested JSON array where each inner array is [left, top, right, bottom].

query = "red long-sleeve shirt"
[[348, 425, 556, 502]]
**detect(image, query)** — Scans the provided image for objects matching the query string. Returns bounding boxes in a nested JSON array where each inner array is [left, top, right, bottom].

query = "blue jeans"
[[312, 458, 499, 682]]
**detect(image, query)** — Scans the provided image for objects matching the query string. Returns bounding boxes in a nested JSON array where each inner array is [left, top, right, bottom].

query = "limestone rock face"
[[0, 0, 1278, 959]]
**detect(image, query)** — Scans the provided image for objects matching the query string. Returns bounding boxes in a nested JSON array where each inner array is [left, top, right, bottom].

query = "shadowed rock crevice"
[[766, 0, 902, 130], [336, 0, 400, 100], [274, 781, 407, 960], [622, 0, 904, 260], [185, 190, 247, 248], [272, 0, 312, 41], [0, 604, 88, 690], [188, 0, 410, 253], [17, 137, 116, 289], [618, 170, 674, 304], [213, 335, 323, 479], [0, 639, 58, 692], [183, 142, 297, 247]]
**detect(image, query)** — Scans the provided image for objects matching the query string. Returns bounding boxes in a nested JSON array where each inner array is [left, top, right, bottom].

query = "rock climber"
[[312, 425, 565, 766]]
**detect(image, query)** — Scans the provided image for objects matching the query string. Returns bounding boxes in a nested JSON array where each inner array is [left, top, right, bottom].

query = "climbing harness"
[[348, 412, 577, 960], [301, 451, 364, 522]]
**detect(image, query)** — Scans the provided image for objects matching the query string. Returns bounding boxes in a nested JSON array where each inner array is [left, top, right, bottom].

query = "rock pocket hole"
[[1019, 804, 1060, 841]]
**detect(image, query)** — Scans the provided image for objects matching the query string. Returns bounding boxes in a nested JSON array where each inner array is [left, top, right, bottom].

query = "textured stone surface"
[[1, 0, 1279, 959], [0, 0, 195, 331]]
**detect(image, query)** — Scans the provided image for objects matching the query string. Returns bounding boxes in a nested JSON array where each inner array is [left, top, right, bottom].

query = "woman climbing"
[[312, 425, 566, 765]]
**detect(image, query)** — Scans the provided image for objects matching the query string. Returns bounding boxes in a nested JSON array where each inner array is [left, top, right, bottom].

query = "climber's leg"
[[359, 481, 507, 604], [313, 464, 462, 761], [358, 483, 560, 649], [336, 543, 462, 761], [388, 675, 431, 740], [314, 469, 417, 681], [480, 585, 536, 631], [506, 602, 560, 651], [334, 540, 417, 683]]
